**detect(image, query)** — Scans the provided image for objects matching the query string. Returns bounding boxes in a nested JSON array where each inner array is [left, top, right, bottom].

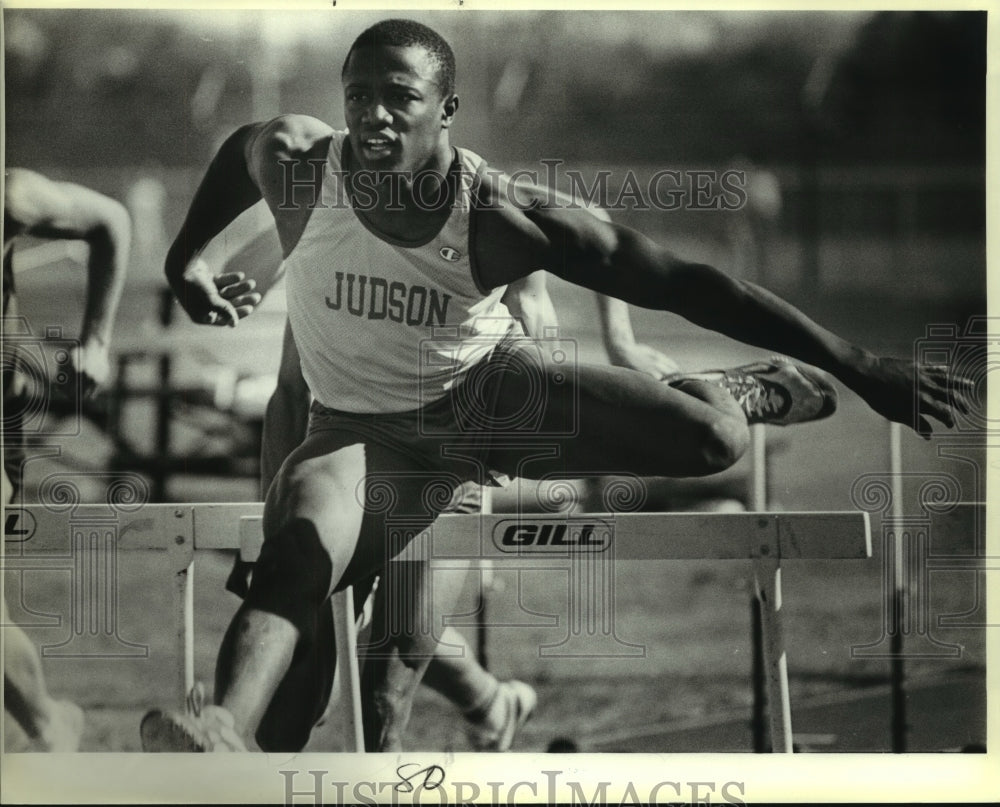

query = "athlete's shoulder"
[[253, 114, 337, 158], [4, 168, 128, 242], [246, 115, 340, 192], [468, 169, 554, 287], [472, 168, 534, 212], [3, 168, 36, 237], [472, 169, 582, 243], [473, 170, 607, 221], [471, 168, 617, 288], [4, 168, 47, 211]]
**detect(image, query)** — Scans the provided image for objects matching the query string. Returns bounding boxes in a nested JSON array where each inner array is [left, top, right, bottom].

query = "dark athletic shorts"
[[239, 343, 507, 751]]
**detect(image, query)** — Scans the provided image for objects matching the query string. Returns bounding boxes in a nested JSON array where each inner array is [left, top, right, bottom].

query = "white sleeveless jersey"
[[284, 131, 515, 413]]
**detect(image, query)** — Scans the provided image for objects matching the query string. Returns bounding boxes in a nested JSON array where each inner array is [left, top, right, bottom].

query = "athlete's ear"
[[441, 94, 459, 128]]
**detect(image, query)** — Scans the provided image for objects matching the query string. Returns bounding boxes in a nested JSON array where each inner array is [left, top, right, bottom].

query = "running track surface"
[[588, 669, 985, 752]]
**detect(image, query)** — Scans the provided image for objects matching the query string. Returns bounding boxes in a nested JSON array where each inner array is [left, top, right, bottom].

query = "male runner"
[[2, 167, 131, 750], [209, 232, 548, 751], [212, 224, 678, 752], [141, 19, 968, 753]]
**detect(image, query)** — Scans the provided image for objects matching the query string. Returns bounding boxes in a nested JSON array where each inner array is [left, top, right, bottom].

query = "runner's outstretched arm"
[[502, 190, 679, 379], [474, 182, 971, 436]]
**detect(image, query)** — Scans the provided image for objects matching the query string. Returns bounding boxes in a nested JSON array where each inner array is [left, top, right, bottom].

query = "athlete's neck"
[[345, 142, 458, 243]]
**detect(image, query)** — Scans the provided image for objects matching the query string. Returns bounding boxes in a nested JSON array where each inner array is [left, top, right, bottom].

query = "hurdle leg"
[[752, 557, 794, 753], [477, 486, 494, 670], [748, 424, 769, 752], [750, 594, 767, 752], [331, 586, 364, 752], [175, 562, 195, 709], [888, 421, 907, 752], [749, 424, 767, 512]]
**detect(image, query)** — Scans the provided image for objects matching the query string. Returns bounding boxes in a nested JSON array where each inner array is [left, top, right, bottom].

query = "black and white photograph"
[[1, 2, 995, 803]]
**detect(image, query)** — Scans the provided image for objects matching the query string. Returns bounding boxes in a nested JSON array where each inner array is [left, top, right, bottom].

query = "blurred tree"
[[814, 11, 986, 164], [486, 15, 821, 165], [5, 10, 255, 167], [6, 10, 982, 170]]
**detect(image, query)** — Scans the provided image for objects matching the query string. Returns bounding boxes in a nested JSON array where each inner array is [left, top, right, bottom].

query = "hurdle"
[[11, 501, 870, 753]]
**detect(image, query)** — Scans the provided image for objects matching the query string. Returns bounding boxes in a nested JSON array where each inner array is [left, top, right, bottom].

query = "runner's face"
[[343, 44, 452, 173]]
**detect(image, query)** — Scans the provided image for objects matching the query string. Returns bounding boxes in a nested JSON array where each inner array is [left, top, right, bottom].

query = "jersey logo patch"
[[439, 246, 461, 262]]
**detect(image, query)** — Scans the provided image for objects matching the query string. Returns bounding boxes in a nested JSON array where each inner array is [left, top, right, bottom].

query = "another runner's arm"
[[502, 271, 558, 339], [475, 182, 970, 435], [578, 203, 680, 380], [598, 296, 680, 380], [4, 168, 131, 390]]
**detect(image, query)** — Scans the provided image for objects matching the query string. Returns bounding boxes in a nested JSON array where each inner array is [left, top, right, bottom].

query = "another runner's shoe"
[[466, 680, 537, 752], [140, 683, 246, 752], [689, 357, 838, 426], [38, 699, 84, 751]]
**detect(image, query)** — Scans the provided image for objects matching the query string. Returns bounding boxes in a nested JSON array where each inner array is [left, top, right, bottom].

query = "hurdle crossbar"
[[12, 504, 871, 560], [9, 503, 871, 753]]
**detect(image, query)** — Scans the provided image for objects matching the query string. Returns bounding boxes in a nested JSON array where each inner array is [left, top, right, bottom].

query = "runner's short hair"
[[343, 19, 456, 97]]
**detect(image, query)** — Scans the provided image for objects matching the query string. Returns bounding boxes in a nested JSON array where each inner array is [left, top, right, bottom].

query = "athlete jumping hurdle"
[[213, 220, 681, 752], [140, 19, 970, 753]]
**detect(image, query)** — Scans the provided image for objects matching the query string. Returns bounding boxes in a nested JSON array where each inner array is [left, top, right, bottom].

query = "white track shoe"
[[36, 699, 84, 752], [466, 680, 537, 752], [140, 683, 246, 752]]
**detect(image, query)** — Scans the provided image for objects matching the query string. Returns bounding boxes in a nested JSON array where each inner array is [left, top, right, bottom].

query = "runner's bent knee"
[[254, 443, 368, 616], [701, 412, 749, 472], [649, 377, 747, 471]]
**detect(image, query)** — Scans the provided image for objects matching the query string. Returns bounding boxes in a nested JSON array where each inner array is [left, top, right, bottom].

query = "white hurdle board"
[[7, 503, 871, 753], [9, 503, 871, 560]]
